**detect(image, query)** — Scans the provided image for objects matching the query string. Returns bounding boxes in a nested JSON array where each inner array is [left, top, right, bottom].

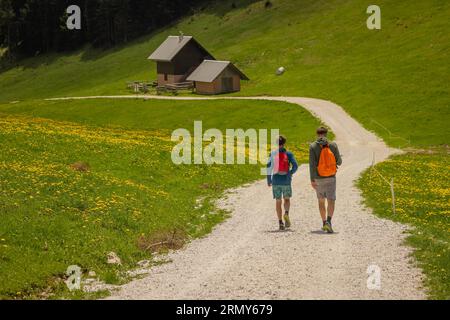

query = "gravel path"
[[49, 95, 426, 299]]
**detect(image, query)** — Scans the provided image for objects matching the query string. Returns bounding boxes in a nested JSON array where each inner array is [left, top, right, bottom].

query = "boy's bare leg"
[[327, 200, 335, 218], [276, 199, 283, 221], [283, 198, 291, 228], [318, 198, 327, 222], [283, 198, 291, 213]]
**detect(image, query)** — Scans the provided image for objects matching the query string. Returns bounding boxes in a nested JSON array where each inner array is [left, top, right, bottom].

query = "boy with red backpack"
[[309, 127, 342, 233], [267, 135, 298, 231]]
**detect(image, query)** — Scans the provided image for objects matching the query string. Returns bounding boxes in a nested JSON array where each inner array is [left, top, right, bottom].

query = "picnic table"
[[156, 81, 194, 95], [126, 81, 157, 93], [127, 81, 194, 95]]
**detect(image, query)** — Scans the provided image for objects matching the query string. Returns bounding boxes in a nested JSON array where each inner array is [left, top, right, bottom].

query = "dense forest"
[[0, 0, 212, 60]]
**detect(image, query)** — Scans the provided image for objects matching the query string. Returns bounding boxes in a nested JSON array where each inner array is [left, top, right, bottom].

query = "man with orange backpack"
[[309, 127, 342, 233], [267, 135, 298, 231]]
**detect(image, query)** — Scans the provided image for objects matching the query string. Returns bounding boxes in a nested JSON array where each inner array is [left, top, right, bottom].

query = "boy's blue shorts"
[[272, 185, 292, 199]]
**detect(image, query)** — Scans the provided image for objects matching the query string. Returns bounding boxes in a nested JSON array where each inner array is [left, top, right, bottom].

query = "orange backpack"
[[317, 144, 337, 177]]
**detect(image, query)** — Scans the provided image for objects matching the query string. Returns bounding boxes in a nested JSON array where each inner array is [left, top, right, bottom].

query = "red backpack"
[[274, 151, 289, 175]]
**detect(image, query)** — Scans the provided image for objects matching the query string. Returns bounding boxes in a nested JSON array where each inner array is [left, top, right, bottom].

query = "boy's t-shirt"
[[267, 148, 298, 186]]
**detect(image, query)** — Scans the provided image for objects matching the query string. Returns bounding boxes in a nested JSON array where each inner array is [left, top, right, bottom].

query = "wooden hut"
[[187, 60, 249, 94], [148, 35, 215, 86]]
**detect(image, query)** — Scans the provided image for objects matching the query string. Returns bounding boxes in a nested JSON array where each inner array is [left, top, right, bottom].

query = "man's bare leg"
[[318, 198, 327, 222], [323, 199, 335, 233], [327, 200, 335, 218]]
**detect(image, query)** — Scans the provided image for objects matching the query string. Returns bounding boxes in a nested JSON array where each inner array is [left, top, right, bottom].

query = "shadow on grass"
[[0, 51, 60, 73], [201, 0, 261, 18], [1, 0, 261, 72]]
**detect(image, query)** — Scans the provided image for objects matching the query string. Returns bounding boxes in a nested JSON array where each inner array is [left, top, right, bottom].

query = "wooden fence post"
[[390, 178, 396, 214]]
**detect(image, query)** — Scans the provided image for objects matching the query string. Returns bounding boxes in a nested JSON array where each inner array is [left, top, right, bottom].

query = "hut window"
[[164, 74, 168, 81]]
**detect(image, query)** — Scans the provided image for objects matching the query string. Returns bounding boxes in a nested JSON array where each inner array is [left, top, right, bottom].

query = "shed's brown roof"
[[186, 60, 249, 82], [148, 36, 214, 62]]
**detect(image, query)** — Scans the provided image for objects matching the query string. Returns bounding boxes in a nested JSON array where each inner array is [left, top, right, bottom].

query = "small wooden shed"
[[186, 60, 249, 94], [148, 35, 215, 86]]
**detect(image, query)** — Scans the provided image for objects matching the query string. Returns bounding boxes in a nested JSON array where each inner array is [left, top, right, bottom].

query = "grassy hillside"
[[0, 98, 320, 298], [0, 0, 448, 147]]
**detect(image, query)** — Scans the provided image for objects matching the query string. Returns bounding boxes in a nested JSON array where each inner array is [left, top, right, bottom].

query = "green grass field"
[[0, 0, 448, 147], [0, 0, 448, 299], [0, 98, 320, 298], [358, 150, 450, 299]]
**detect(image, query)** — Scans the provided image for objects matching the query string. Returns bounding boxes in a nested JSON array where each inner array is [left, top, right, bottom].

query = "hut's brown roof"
[[148, 36, 214, 62], [186, 60, 249, 82]]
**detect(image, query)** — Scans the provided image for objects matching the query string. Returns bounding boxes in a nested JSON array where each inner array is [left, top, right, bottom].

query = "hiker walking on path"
[[267, 135, 298, 231], [309, 127, 342, 233]]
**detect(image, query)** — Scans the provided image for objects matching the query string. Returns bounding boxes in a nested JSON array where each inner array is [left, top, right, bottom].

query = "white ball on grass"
[[276, 67, 285, 75]]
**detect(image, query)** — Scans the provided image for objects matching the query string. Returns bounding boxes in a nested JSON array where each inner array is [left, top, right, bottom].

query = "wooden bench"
[[156, 86, 167, 95], [129, 81, 194, 95], [164, 82, 194, 95]]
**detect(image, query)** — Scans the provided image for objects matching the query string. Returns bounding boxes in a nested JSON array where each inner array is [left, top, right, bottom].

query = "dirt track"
[[49, 95, 426, 299]]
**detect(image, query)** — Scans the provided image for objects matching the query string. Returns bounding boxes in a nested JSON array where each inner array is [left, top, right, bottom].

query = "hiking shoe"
[[283, 214, 291, 228], [327, 222, 334, 233], [279, 223, 285, 231], [322, 221, 334, 234]]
